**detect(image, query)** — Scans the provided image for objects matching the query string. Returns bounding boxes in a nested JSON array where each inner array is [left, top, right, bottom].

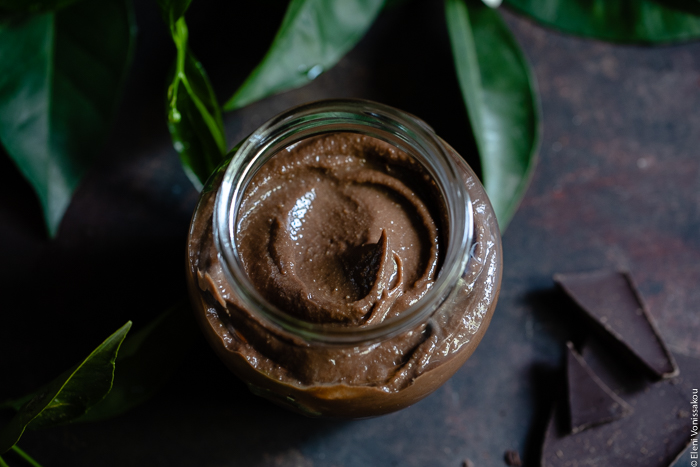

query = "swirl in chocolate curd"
[[237, 134, 441, 327]]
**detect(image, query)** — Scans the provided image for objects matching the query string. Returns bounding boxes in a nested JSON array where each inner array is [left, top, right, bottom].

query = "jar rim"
[[214, 99, 474, 345]]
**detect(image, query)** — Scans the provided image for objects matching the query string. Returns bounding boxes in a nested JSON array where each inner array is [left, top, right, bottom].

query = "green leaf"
[[0, 322, 132, 453], [445, 0, 539, 230], [166, 17, 226, 190], [0, 0, 135, 237], [224, 0, 385, 111], [77, 304, 196, 422], [504, 0, 700, 43]]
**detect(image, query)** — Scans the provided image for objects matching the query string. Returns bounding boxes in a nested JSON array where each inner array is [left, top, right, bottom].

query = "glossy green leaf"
[[504, 0, 700, 43], [224, 0, 385, 111], [158, 0, 225, 188], [77, 304, 196, 421], [166, 17, 226, 190], [446, 0, 539, 230], [0, 322, 132, 453], [0, 0, 135, 236]]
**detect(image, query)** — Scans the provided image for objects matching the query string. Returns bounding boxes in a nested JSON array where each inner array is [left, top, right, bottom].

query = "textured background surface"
[[1, 0, 699, 465]]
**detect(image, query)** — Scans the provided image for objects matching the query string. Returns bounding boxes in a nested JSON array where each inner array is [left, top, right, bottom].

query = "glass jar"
[[186, 99, 502, 418]]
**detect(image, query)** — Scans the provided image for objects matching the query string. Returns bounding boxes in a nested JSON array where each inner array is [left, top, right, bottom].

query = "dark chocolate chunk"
[[541, 351, 698, 467], [566, 342, 632, 433], [554, 270, 678, 379], [579, 337, 649, 396], [504, 449, 522, 466]]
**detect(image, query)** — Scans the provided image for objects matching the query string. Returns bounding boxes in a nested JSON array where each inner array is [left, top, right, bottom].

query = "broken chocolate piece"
[[579, 338, 649, 396], [554, 270, 678, 379], [541, 350, 697, 467], [566, 342, 632, 433], [504, 449, 522, 466]]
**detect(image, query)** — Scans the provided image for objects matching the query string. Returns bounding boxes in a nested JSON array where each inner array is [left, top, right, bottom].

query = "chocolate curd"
[[237, 134, 442, 327], [186, 100, 502, 417]]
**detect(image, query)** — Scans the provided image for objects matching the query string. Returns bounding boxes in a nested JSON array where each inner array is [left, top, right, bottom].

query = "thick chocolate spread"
[[187, 131, 501, 417], [236, 134, 442, 326]]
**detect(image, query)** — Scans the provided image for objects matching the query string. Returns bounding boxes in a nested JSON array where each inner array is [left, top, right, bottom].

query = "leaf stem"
[[179, 77, 227, 154], [0, 454, 9, 467], [167, 17, 188, 124], [11, 445, 43, 467], [168, 16, 226, 155]]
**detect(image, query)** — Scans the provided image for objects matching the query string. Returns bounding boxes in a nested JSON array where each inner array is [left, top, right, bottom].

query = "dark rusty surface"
[[1, 0, 699, 466]]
